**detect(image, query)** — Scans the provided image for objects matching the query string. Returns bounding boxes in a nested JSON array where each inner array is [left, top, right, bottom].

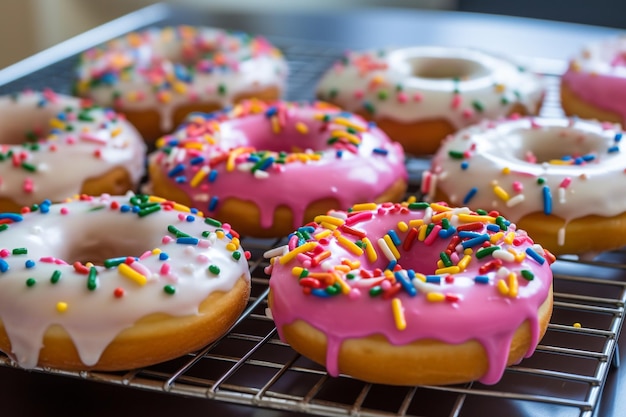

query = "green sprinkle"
[[21, 162, 37, 172], [201, 231, 211, 238], [377, 90, 388, 100], [87, 266, 98, 291], [448, 150, 465, 159], [204, 217, 222, 227], [232, 251, 242, 261], [472, 100, 484, 112], [325, 283, 340, 296], [0, 224, 8, 232], [441, 218, 450, 229], [26, 278, 36, 287], [521, 270, 535, 281], [439, 252, 453, 267], [362, 101, 375, 114], [476, 246, 500, 259], [168, 225, 190, 238], [12, 248, 27, 255], [408, 202, 430, 210], [500, 96, 509, 105], [298, 268, 309, 278], [88, 205, 106, 212], [328, 88, 338, 99], [476, 209, 488, 215], [138, 204, 161, 217], [369, 286, 383, 297], [496, 216, 508, 231], [103, 257, 126, 268], [50, 270, 62, 284], [218, 84, 226, 95], [163, 285, 176, 295], [208, 264, 221, 275], [537, 177, 546, 185]]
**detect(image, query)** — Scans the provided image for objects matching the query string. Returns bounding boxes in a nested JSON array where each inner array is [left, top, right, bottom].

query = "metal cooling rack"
[[0, 11, 624, 417]]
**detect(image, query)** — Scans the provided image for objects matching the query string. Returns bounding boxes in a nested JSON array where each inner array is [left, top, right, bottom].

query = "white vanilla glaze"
[[0, 193, 250, 368], [426, 116, 626, 223], [316, 46, 544, 127], [75, 25, 288, 132], [0, 90, 145, 207]]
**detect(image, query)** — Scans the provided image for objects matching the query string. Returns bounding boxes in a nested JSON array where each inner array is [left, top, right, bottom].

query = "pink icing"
[[148, 101, 407, 234], [266, 202, 553, 385]]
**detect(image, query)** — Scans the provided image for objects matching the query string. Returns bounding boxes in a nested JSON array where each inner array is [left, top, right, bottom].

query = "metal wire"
[[0, 21, 623, 417]]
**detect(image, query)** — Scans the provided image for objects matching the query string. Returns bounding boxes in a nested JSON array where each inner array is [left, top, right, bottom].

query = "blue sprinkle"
[[175, 176, 187, 184], [40, 204, 50, 214], [0, 259, 8, 273], [167, 163, 185, 178], [265, 106, 278, 117], [616, 132, 623, 142], [486, 224, 501, 232], [461, 234, 490, 249], [208, 170, 218, 182], [159, 252, 169, 261], [208, 196, 219, 211], [582, 154, 595, 162], [407, 269, 416, 279], [190, 208, 198, 214], [311, 288, 332, 298], [426, 275, 441, 284], [458, 231, 483, 239], [372, 148, 389, 155], [189, 156, 205, 165], [367, 121, 377, 128], [120, 204, 131, 213], [336, 150, 343, 158], [394, 271, 417, 296], [474, 275, 490, 284], [177, 237, 199, 245], [525, 247, 546, 265], [131, 205, 140, 213], [438, 226, 456, 238], [25, 260, 35, 268], [463, 187, 478, 205], [186, 215, 195, 222], [0, 213, 23, 222], [542, 185, 552, 215], [386, 260, 397, 271], [608, 145, 620, 153], [387, 230, 401, 246], [460, 161, 469, 170], [247, 155, 261, 163]]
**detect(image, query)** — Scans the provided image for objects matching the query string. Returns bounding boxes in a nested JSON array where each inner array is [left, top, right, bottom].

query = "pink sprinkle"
[[196, 254, 209, 263], [451, 94, 462, 109], [348, 288, 361, 300], [177, 213, 186, 221], [353, 90, 364, 99], [525, 151, 537, 163], [396, 91, 408, 103], [139, 250, 152, 260], [380, 279, 392, 290], [530, 119, 542, 129], [198, 239, 211, 248], [221, 223, 232, 233], [55, 259, 69, 265], [130, 261, 151, 277], [421, 170, 432, 194], [40, 256, 55, 263], [23, 178, 34, 193], [159, 263, 171, 276], [80, 132, 107, 144], [512, 181, 524, 193], [559, 177, 572, 188], [424, 224, 442, 245], [413, 92, 423, 102], [462, 108, 474, 119], [60, 207, 69, 215], [65, 136, 76, 145], [288, 235, 298, 250], [0, 249, 9, 258], [162, 235, 174, 244]]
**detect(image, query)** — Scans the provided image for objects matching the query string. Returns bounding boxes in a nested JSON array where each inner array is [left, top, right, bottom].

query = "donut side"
[[0, 276, 249, 371], [560, 82, 623, 125], [270, 287, 552, 386]]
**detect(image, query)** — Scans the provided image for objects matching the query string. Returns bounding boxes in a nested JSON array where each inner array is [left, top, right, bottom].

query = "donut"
[[316, 46, 545, 155], [0, 90, 145, 213], [147, 99, 408, 238], [561, 36, 626, 125], [265, 201, 554, 386], [75, 25, 288, 143], [425, 116, 626, 255], [0, 193, 251, 371]]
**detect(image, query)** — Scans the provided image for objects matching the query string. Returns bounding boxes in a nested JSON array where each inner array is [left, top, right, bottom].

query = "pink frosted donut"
[[0, 90, 145, 213], [266, 201, 554, 386], [148, 100, 408, 237], [561, 36, 626, 125]]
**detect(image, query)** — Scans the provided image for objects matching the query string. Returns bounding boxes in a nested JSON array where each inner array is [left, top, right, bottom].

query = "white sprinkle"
[[263, 245, 288, 259], [492, 249, 515, 262], [506, 194, 525, 207]]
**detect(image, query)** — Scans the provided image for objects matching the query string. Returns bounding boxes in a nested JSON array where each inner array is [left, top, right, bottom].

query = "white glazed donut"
[[0, 193, 251, 371], [425, 116, 626, 255], [0, 90, 145, 213], [316, 46, 545, 155], [75, 25, 288, 142]]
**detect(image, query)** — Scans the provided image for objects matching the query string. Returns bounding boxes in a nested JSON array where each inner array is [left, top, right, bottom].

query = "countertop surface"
[[0, 4, 624, 417]]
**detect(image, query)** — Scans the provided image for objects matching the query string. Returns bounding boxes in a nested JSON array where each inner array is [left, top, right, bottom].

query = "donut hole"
[[510, 128, 604, 164], [409, 57, 488, 80], [219, 115, 333, 153], [0, 104, 59, 144], [59, 217, 159, 266]]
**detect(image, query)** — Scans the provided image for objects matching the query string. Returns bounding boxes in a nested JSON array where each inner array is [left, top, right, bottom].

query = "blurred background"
[[0, 0, 625, 70]]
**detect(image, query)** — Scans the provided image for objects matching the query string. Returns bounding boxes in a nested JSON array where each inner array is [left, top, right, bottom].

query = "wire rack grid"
[[0, 20, 624, 417]]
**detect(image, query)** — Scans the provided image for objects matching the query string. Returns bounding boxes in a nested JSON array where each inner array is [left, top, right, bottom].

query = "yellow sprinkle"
[[216, 230, 225, 239], [437, 260, 444, 269], [408, 219, 424, 228], [508, 248, 525, 262], [463, 248, 473, 256], [110, 126, 122, 137], [280, 242, 317, 265], [151, 248, 162, 255], [291, 267, 304, 277], [457, 255, 471, 271], [508, 272, 519, 298], [226, 147, 254, 172], [504, 232, 516, 244], [330, 129, 361, 145], [417, 224, 428, 241], [549, 159, 572, 165], [85, 262, 94, 268], [501, 167, 511, 174], [226, 243, 237, 251], [314, 230, 332, 240], [573, 322, 582, 328], [362, 237, 378, 262], [173, 81, 187, 94], [341, 259, 360, 270], [49, 118, 66, 130], [56, 302, 68, 313], [391, 298, 407, 331], [351, 203, 377, 212], [383, 234, 401, 259], [429, 203, 452, 212], [295, 122, 309, 134], [435, 266, 460, 275], [494, 83, 506, 93], [490, 232, 504, 244], [427, 292, 446, 302], [384, 269, 395, 280], [457, 214, 496, 223], [314, 215, 345, 227], [493, 185, 510, 201], [332, 117, 366, 132], [334, 274, 352, 295], [397, 221, 409, 233], [271, 116, 281, 133], [413, 273, 426, 282], [336, 234, 364, 256], [183, 142, 205, 151], [405, 195, 417, 204], [118, 263, 148, 286], [334, 265, 351, 273], [320, 221, 339, 231], [190, 166, 209, 188], [497, 279, 510, 296]]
